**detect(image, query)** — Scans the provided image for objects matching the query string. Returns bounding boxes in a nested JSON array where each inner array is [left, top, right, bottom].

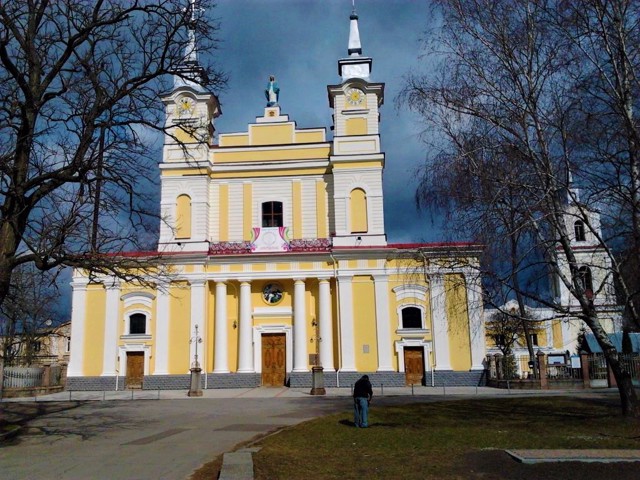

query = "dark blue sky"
[[212, 0, 443, 243]]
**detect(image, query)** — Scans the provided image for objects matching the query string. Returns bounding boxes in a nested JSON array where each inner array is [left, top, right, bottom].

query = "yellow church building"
[[66, 9, 487, 391]]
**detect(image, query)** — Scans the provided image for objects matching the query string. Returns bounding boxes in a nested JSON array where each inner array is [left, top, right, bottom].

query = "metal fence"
[[3, 366, 44, 388]]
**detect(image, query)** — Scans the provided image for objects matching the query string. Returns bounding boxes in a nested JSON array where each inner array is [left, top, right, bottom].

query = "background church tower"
[[327, 6, 387, 247], [158, 0, 221, 252]]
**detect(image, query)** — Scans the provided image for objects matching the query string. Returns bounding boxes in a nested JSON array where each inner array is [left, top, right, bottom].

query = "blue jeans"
[[354, 397, 369, 427]]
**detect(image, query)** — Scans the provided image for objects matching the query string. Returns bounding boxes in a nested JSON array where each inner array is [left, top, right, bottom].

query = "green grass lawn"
[[252, 397, 640, 479]]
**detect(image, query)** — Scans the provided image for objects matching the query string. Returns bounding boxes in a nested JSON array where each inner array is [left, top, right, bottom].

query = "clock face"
[[177, 96, 195, 115], [346, 87, 365, 106], [262, 283, 284, 305]]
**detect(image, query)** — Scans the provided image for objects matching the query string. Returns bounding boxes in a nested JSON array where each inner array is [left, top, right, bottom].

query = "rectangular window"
[[262, 201, 283, 227], [529, 334, 539, 347]]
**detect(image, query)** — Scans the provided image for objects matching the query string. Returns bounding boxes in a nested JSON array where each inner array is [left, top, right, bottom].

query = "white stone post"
[[293, 278, 308, 372], [237, 280, 254, 372], [101, 279, 120, 376], [373, 275, 393, 371], [154, 284, 170, 375], [318, 278, 334, 371], [67, 276, 89, 376], [213, 280, 229, 373], [190, 279, 207, 369], [430, 274, 451, 370], [338, 275, 356, 371]]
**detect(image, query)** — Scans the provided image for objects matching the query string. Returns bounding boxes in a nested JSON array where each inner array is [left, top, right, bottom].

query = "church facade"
[[66, 10, 488, 391]]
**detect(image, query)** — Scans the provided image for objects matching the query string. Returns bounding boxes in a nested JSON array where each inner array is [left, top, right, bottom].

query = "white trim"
[[154, 286, 170, 375], [68, 277, 89, 376], [253, 324, 293, 375], [102, 282, 121, 376], [373, 275, 393, 371], [124, 309, 152, 336], [395, 339, 432, 373], [396, 303, 427, 330], [121, 291, 155, 309], [118, 343, 152, 378]]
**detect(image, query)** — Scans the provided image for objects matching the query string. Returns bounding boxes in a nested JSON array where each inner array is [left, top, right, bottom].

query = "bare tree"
[[402, 0, 639, 416], [0, 0, 225, 309], [0, 265, 63, 365]]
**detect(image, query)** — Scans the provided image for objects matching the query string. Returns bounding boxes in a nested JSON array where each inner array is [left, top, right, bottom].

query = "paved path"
[[0, 387, 624, 480]]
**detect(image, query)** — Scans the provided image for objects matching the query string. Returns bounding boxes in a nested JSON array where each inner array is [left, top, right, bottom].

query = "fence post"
[[42, 364, 52, 387], [537, 351, 548, 390], [580, 352, 590, 389]]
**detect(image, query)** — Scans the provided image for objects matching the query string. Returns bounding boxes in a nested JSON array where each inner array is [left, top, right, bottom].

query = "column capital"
[[373, 274, 389, 282], [293, 277, 306, 284], [189, 278, 207, 287], [238, 278, 252, 284], [317, 276, 332, 283]]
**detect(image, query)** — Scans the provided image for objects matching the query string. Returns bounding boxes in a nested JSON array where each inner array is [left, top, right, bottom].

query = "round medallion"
[[262, 283, 284, 305], [346, 87, 364, 106]]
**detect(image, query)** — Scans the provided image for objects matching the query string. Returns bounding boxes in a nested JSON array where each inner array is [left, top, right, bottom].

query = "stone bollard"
[[188, 367, 203, 397], [310, 366, 326, 395]]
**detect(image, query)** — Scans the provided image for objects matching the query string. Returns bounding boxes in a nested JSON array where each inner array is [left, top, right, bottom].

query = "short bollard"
[[443, 383, 446, 396], [381, 383, 384, 396], [69, 389, 72, 401], [131, 389, 134, 400], [411, 383, 414, 396], [157, 388, 160, 400]]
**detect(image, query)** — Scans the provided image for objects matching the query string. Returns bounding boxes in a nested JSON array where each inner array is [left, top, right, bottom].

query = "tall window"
[[529, 333, 539, 347], [574, 220, 586, 242], [176, 194, 192, 239], [262, 201, 283, 227], [578, 266, 593, 295], [401, 307, 422, 329], [129, 313, 147, 335]]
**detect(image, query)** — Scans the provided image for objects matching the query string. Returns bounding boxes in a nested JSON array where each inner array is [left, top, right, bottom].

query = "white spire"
[[348, 2, 362, 56], [173, 0, 207, 91]]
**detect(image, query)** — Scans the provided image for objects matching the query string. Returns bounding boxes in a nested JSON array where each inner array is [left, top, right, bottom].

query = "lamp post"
[[188, 325, 203, 397], [310, 318, 326, 395]]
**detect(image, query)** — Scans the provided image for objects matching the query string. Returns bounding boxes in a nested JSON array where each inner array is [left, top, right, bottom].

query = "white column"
[[293, 278, 308, 372], [67, 276, 89, 376], [430, 274, 451, 370], [338, 275, 356, 371], [237, 280, 254, 372], [154, 284, 170, 375], [373, 275, 393, 371], [213, 280, 229, 373], [101, 280, 120, 376], [318, 278, 334, 371], [189, 279, 207, 369], [465, 271, 486, 370]]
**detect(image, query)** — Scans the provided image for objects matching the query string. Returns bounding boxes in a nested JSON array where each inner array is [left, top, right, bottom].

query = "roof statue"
[[265, 75, 280, 107]]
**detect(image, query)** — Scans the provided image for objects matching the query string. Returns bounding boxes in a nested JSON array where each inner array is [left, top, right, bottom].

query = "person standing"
[[353, 374, 373, 428]]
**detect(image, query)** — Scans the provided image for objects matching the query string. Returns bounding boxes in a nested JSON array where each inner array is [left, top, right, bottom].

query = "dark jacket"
[[353, 376, 373, 399]]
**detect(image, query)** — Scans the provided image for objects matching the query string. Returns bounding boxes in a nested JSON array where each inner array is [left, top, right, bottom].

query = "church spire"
[[338, 2, 372, 81], [173, 0, 208, 91], [348, 1, 362, 56]]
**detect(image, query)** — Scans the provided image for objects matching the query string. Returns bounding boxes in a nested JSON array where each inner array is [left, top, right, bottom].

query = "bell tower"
[[327, 5, 386, 247], [158, 0, 221, 252]]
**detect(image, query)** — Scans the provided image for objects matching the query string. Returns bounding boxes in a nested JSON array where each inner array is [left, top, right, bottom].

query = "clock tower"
[[328, 6, 386, 247], [158, 0, 221, 252]]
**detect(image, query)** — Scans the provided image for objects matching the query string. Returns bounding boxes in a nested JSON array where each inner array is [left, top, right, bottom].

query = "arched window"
[[176, 194, 192, 239], [129, 313, 147, 335], [349, 188, 368, 233], [577, 266, 593, 297], [262, 201, 283, 227], [401, 307, 422, 329], [574, 220, 586, 242]]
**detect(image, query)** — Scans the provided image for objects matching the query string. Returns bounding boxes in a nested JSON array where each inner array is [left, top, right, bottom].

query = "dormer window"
[[574, 220, 586, 242], [262, 201, 283, 227]]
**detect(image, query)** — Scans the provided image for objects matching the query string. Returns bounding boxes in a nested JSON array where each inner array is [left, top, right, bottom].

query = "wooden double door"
[[126, 352, 144, 389], [404, 347, 425, 386], [262, 333, 286, 387]]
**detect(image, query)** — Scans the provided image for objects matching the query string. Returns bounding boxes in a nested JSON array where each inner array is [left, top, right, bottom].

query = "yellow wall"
[[250, 124, 294, 145], [445, 274, 472, 371], [175, 194, 192, 239], [219, 134, 249, 147], [243, 183, 252, 241], [345, 117, 367, 136], [219, 183, 229, 241], [168, 282, 190, 374], [352, 276, 378, 371], [296, 130, 325, 143], [350, 188, 368, 233], [213, 146, 329, 164], [84, 285, 106, 376], [174, 127, 194, 143], [552, 320, 563, 349]]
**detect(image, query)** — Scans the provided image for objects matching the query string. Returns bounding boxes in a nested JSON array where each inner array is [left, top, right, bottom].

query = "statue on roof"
[[265, 75, 280, 107]]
